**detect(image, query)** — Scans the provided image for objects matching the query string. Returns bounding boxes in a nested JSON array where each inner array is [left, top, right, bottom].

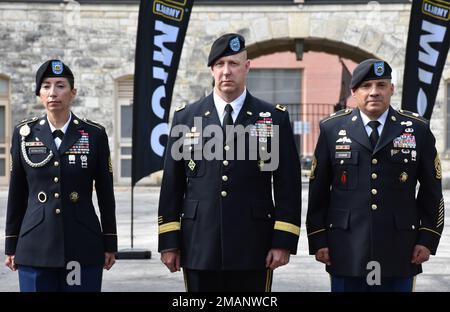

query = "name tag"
[[28, 147, 47, 155], [335, 151, 351, 159]]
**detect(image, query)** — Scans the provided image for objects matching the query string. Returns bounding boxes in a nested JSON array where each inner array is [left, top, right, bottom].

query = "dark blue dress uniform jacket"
[[158, 92, 302, 270], [5, 113, 117, 267], [307, 107, 444, 277]]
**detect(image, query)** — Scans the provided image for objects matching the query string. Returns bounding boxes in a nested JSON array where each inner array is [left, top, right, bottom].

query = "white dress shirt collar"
[[47, 111, 72, 134], [359, 108, 389, 136], [213, 88, 247, 123]]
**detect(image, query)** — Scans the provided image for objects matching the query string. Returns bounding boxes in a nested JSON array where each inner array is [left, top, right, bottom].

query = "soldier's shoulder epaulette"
[[81, 118, 105, 130], [175, 104, 186, 112], [321, 108, 353, 124], [276, 104, 287, 112], [16, 116, 39, 128], [397, 109, 428, 124]]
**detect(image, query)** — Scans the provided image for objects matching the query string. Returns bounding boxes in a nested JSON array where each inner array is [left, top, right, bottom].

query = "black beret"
[[207, 33, 246, 67], [35, 60, 74, 95], [350, 59, 392, 89]]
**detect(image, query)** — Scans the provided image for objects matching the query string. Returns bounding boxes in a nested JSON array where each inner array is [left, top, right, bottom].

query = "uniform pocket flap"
[[326, 209, 350, 230], [20, 206, 45, 237], [393, 212, 418, 230], [182, 200, 198, 219]]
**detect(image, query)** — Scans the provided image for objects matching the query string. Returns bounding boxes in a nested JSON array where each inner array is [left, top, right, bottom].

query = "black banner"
[[402, 0, 450, 119], [132, 0, 194, 186]]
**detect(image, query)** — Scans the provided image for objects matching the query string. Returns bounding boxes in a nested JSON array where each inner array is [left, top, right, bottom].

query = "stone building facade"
[[0, 0, 449, 186]]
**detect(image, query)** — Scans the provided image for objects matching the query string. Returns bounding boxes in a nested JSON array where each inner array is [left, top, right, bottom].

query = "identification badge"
[[80, 155, 88, 168], [27, 147, 47, 155]]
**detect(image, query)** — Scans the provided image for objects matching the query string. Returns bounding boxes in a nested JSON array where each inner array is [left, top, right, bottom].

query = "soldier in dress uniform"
[[4, 60, 117, 292], [158, 34, 302, 291], [306, 59, 444, 292]]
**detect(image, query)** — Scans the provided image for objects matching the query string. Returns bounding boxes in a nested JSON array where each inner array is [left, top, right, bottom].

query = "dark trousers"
[[183, 269, 273, 292], [18, 265, 103, 292], [331, 275, 415, 292]]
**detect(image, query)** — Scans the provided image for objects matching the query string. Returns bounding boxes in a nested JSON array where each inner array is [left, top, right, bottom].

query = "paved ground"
[[0, 185, 449, 292]]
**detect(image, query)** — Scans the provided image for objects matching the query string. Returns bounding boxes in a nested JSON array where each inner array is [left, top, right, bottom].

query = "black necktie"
[[368, 120, 380, 148], [52, 129, 64, 140], [223, 104, 233, 130]]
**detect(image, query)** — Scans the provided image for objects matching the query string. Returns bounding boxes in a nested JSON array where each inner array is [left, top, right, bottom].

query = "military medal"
[[393, 133, 416, 149], [65, 130, 90, 154], [251, 115, 274, 143]]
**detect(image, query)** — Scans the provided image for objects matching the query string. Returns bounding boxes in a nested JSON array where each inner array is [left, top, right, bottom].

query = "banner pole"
[[131, 185, 134, 249]]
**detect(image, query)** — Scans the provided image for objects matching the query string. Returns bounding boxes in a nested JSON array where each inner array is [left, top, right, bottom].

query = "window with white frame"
[[0, 76, 10, 182], [116, 77, 133, 181]]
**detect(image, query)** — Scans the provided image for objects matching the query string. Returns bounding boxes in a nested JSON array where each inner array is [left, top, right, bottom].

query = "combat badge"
[[310, 156, 317, 180], [80, 155, 88, 168], [109, 156, 113, 173], [336, 137, 352, 144], [435, 154, 442, 180]]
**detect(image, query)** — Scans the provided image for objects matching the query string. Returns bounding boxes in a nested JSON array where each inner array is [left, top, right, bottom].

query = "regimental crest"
[[52, 60, 63, 75], [229, 37, 240, 52], [374, 62, 385, 76]]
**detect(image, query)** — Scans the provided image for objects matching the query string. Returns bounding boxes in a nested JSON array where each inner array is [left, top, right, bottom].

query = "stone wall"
[[0, 1, 448, 184]]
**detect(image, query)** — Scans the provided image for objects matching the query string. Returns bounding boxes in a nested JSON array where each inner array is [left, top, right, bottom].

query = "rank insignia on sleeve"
[[435, 154, 442, 180], [310, 156, 317, 180], [108, 156, 113, 173]]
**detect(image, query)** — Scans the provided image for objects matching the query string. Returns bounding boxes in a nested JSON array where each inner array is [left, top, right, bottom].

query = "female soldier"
[[4, 60, 117, 292]]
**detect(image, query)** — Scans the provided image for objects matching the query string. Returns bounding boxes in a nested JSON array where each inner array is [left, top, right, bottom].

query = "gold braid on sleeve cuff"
[[274, 221, 300, 236], [159, 222, 181, 234]]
